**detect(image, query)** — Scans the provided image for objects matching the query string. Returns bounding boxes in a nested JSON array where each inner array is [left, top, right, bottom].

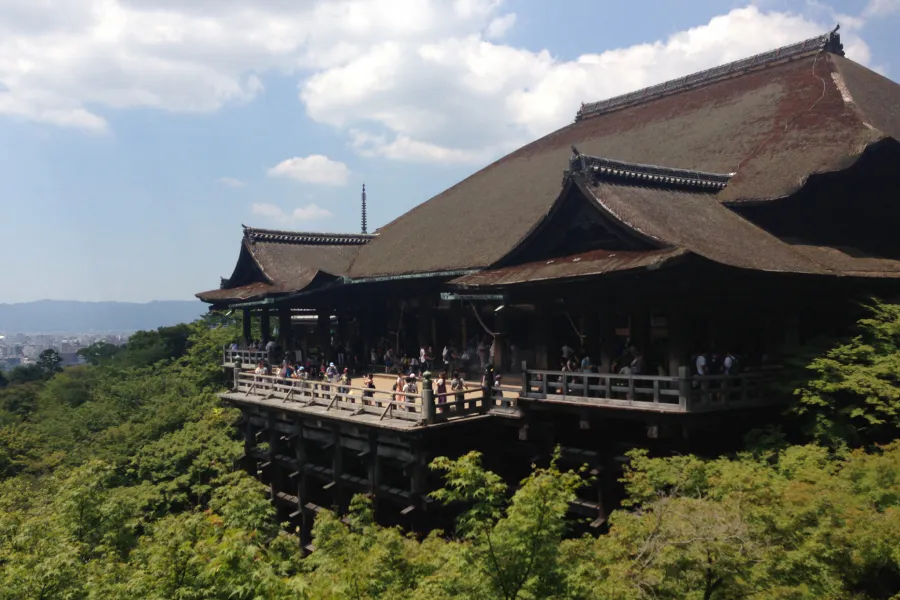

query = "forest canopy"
[[2, 304, 900, 599]]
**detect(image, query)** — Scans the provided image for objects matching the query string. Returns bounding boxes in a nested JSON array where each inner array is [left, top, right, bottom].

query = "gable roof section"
[[453, 151, 900, 287], [197, 227, 373, 304], [348, 33, 900, 279], [451, 248, 687, 288]]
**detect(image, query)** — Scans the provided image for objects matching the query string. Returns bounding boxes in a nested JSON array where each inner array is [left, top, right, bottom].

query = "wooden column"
[[416, 302, 431, 352], [242, 308, 252, 345], [316, 309, 330, 363], [534, 305, 552, 370], [293, 418, 311, 544], [667, 308, 689, 377], [278, 308, 293, 356], [260, 309, 271, 345], [331, 426, 343, 512]]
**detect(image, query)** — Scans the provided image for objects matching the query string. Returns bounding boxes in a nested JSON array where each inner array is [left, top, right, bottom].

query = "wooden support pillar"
[[330, 426, 343, 512], [316, 309, 330, 363], [242, 413, 255, 473], [260, 309, 271, 345], [582, 311, 598, 358], [493, 309, 506, 372], [416, 302, 432, 351], [409, 440, 427, 512], [278, 308, 293, 356], [667, 308, 689, 377], [534, 305, 552, 370], [267, 414, 279, 501], [460, 313, 468, 356], [292, 419, 310, 540], [242, 308, 252, 345]]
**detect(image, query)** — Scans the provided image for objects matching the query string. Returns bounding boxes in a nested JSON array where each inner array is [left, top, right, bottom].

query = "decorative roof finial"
[[361, 183, 368, 235]]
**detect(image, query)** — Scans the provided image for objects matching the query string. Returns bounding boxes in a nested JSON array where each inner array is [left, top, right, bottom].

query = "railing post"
[[233, 356, 243, 390], [678, 366, 691, 412], [603, 373, 611, 399], [521, 362, 528, 397], [422, 371, 435, 425], [483, 364, 494, 412]]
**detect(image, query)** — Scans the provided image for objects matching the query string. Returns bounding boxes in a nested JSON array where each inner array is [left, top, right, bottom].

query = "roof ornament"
[[361, 183, 368, 235], [569, 154, 733, 191]]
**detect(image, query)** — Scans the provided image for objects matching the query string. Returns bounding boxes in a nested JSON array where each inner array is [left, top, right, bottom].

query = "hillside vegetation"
[[1, 306, 900, 599]]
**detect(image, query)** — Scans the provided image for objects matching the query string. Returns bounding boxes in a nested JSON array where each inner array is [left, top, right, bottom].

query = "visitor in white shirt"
[[695, 354, 708, 376]]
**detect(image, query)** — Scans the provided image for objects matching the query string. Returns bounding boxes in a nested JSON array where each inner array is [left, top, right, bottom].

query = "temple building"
[[198, 30, 900, 538]]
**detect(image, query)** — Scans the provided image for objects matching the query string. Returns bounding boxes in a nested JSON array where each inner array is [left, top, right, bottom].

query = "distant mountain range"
[[0, 300, 206, 334]]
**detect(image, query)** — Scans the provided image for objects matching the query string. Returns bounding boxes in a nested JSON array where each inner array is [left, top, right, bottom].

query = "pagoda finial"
[[361, 183, 368, 234]]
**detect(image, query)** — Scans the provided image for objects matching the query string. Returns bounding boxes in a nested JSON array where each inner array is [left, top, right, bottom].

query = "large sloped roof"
[[450, 149, 900, 288], [348, 33, 900, 279], [196, 227, 372, 303]]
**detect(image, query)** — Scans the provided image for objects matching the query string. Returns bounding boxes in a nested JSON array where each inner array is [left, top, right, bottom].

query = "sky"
[[1, 0, 898, 303]]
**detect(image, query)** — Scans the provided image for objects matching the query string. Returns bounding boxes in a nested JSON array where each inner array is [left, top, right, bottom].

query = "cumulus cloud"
[[251, 202, 333, 223], [0, 1, 878, 164], [266, 155, 350, 186], [217, 177, 246, 188], [302, 6, 871, 163], [485, 13, 516, 39], [864, 0, 900, 16], [0, 0, 505, 131]]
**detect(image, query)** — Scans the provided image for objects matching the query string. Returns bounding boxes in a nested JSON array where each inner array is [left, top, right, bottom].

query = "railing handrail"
[[236, 371, 422, 399], [525, 368, 777, 381], [526, 369, 680, 382]]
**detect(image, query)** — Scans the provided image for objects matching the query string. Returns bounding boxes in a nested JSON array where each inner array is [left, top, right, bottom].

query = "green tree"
[[430, 450, 585, 600], [794, 300, 900, 446], [7, 363, 44, 384], [37, 348, 63, 377], [77, 341, 121, 365]]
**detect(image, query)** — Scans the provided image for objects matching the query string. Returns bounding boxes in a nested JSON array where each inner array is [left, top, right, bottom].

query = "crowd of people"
[[238, 342, 506, 412]]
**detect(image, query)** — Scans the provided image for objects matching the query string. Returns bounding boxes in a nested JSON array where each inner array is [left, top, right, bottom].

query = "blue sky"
[[0, 0, 897, 303]]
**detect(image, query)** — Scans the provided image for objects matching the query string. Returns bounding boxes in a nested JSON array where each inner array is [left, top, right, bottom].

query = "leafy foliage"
[[795, 300, 900, 446], [1, 305, 900, 598]]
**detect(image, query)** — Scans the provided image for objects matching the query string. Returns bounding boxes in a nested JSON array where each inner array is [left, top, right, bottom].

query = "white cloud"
[[266, 155, 350, 186], [0, 1, 878, 164], [864, 0, 900, 16], [251, 202, 333, 223], [300, 6, 871, 164], [0, 0, 505, 131], [485, 13, 516, 39], [218, 177, 246, 188]]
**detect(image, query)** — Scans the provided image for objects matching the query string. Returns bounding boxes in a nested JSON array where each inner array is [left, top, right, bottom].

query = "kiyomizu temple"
[[198, 30, 900, 538]]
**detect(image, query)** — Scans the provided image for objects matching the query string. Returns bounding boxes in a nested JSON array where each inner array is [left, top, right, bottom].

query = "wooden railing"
[[224, 347, 269, 366], [521, 368, 779, 413], [230, 370, 497, 425]]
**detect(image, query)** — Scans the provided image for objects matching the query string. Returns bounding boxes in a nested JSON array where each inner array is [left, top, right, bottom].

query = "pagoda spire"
[[361, 183, 368, 234]]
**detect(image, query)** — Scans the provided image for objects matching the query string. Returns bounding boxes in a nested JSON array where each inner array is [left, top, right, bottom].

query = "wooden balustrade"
[[224, 347, 270, 365], [521, 368, 779, 413], [231, 370, 491, 425]]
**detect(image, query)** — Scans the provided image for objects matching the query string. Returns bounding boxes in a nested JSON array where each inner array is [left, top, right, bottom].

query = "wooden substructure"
[[221, 366, 521, 543], [222, 363, 797, 538]]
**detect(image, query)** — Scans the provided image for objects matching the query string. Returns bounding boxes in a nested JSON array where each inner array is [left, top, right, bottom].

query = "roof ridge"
[[576, 28, 844, 122], [242, 225, 375, 245], [568, 149, 733, 191]]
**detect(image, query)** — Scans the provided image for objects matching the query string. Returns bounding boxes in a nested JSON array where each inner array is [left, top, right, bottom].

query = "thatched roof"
[[348, 36, 900, 279]]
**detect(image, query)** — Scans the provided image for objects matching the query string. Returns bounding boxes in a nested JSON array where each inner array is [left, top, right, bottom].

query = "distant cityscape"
[[0, 332, 131, 371]]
